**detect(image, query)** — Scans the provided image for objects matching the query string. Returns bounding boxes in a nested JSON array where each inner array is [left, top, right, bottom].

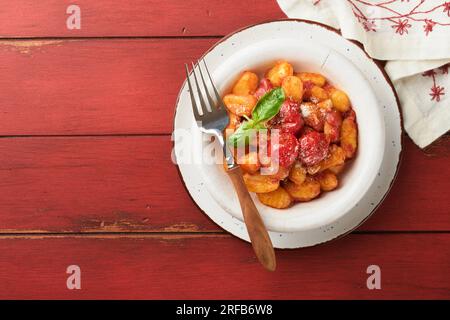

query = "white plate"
[[173, 20, 402, 248]]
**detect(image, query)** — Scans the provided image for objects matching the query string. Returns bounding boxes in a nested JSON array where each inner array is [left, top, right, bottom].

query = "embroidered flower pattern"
[[444, 2, 450, 16], [422, 64, 449, 103], [430, 86, 445, 102], [391, 19, 412, 35], [363, 19, 377, 32], [423, 19, 436, 36], [312, 0, 450, 104], [345, 0, 450, 36]]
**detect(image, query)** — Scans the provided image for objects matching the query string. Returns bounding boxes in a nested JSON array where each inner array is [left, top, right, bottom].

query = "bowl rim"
[[199, 39, 386, 231], [172, 18, 404, 245]]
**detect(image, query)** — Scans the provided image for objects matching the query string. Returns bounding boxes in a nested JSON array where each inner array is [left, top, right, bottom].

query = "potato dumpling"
[[225, 112, 241, 132], [289, 161, 307, 185], [328, 164, 345, 175], [317, 99, 333, 111], [316, 171, 338, 191], [266, 61, 293, 86], [238, 152, 260, 174], [281, 75, 303, 102], [331, 89, 350, 112], [221, 60, 358, 210], [316, 145, 346, 173], [285, 178, 321, 202], [232, 71, 259, 95], [262, 164, 290, 180], [300, 102, 326, 131], [341, 117, 358, 158], [243, 172, 280, 193], [324, 122, 337, 143], [310, 86, 329, 102], [297, 72, 326, 87], [257, 187, 293, 209], [223, 94, 257, 116]]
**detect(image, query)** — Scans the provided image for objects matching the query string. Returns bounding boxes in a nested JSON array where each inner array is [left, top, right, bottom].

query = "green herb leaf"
[[251, 87, 285, 122], [227, 88, 285, 146], [228, 120, 265, 147]]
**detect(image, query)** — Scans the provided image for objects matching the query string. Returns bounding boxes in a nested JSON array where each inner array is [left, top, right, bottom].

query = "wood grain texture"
[[0, 0, 285, 38], [0, 234, 449, 299], [423, 134, 450, 157], [0, 39, 215, 135], [227, 167, 276, 271], [0, 0, 448, 301], [0, 136, 448, 233]]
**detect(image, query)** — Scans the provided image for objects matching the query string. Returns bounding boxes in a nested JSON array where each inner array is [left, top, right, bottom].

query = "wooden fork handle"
[[227, 166, 276, 271]]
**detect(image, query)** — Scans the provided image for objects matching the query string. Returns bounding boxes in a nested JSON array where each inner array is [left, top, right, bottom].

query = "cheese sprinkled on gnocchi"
[[224, 61, 358, 209]]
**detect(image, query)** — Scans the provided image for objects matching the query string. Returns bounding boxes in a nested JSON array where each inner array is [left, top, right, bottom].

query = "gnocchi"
[[288, 161, 307, 185], [238, 152, 260, 174], [309, 85, 329, 103], [266, 60, 294, 86], [243, 172, 280, 193], [341, 116, 358, 158], [281, 75, 303, 102], [316, 171, 338, 191], [257, 187, 293, 209], [225, 112, 241, 132], [232, 71, 259, 95], [222, 60, 358, 209], [297, 72, 326, 87], [314, 144, 346, 173], [331, 89, 350, 112], [223, 94, 257, 116], [328, 163, 345, 175], [264, 164, 290, 180], [285, 178, 321, 202]]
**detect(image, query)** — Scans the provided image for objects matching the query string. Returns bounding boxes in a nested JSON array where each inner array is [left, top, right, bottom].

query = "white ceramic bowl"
[[175, 20, 392, 239]]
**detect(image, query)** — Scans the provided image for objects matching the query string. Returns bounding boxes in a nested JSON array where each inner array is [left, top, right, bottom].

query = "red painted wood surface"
[[0, 137, 448, 233], [0, 0, 449, 299], [0, 0, 284, 37], [0, 39, 215, 135], [0, 234, 449, 299]]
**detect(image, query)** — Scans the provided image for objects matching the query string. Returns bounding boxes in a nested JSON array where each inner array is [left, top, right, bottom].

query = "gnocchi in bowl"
[[175, 21, 388, 235], [223, 60, 358, 209]]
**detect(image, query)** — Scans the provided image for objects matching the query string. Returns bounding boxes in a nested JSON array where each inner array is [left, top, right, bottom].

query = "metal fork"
[[185, 60, 276, 271]]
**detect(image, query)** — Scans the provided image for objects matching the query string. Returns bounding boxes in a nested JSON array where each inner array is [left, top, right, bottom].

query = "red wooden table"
[[0, 0, 449, 299]]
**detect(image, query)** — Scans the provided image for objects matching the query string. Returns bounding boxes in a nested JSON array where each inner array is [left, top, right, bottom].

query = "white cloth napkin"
[[277, 0, 450, 148]]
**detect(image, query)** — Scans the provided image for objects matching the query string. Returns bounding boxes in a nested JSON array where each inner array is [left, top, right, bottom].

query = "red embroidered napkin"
[[278, 0, 450, 147]]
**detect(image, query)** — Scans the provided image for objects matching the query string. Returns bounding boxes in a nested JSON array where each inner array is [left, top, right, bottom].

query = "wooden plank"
[[360, 136, 450, 231], [424, 134, 450, 157], [0, 0, 285, 38], [1, 39, 449, 148], [0, 234, 448, 299], [0, 39, 215, 135], [0, 136, 211, 233], [0, 136, 448, 233]]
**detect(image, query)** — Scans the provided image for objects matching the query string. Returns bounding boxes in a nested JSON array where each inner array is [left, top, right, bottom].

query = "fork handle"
[[227, 166, 276, 271]]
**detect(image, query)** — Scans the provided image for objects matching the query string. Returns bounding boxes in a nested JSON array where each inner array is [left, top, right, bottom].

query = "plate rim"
[[172, 18, 404, 249]]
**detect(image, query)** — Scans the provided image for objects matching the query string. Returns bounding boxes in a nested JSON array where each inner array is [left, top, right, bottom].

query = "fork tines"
[[184, 60, 224, 121]]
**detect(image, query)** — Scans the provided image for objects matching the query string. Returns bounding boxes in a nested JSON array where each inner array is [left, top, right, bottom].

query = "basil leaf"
[[228, 120, 264, 147], [227, 88, 285, 146], [251, 87, 285, 122]]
